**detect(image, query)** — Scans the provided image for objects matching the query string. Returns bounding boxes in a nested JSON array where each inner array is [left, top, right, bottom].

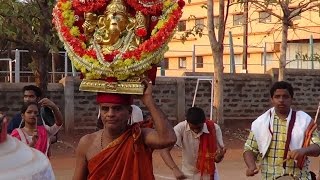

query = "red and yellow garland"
[[53, 0, 184, 80], [72, 0, 107, 13], [127, 0, 163, 15]]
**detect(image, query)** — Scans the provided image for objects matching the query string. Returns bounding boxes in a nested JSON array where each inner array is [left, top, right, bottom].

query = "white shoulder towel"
[[0, 136, 55, 180], [251, 108, 311, 158]]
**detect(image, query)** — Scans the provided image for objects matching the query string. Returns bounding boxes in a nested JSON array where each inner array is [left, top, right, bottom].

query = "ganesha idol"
[[53, 0, 184, 94]]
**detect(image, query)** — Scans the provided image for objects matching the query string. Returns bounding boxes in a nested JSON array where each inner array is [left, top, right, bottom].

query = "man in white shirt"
[[160, 107, 226, 180]]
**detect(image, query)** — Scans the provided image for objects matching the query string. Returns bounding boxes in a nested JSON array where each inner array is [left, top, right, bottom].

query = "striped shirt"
[[244, 114, 320, 180]]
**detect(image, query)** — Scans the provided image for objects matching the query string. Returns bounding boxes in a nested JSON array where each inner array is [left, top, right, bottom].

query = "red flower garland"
[[127, 0, 163, 15], [53, 0, 183, 64], [72, 0, 107, 12], [104, 54, 116, 63], [135, 8, 182, 54], [178, 0, 185, 8], [135, 27, 147, 37]]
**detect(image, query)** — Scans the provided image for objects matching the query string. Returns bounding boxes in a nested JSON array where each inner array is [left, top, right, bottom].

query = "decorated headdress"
[[53, 0, 184, 95], [106, 0, 127, 15], [96, 92, 133, 105]]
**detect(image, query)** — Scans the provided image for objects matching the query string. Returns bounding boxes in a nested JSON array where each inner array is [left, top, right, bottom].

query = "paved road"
[[50, 147, 320, 180]]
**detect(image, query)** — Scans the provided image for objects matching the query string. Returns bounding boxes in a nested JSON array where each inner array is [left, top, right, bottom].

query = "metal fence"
[[0, 48, 319, 83], [0, 49, 77, 83]]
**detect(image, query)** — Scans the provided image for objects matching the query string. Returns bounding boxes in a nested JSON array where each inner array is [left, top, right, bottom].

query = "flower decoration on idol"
[[53, 0, 184, 94]]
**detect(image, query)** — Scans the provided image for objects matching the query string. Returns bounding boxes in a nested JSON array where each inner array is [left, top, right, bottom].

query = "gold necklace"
[[100, 130, 104, 150], [104, 37, 124, 52]]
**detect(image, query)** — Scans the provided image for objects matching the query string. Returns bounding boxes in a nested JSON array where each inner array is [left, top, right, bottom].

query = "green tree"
[[0, 0, 61, 93]]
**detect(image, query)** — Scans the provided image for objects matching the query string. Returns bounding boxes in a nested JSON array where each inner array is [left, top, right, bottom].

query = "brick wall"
[[73, 80, 99, 130], [0, 69, 319, 132], [0, 83, 64, 118]]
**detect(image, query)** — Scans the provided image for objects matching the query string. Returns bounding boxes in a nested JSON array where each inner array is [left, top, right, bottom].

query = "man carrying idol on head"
[[53, 0, 185, 179]]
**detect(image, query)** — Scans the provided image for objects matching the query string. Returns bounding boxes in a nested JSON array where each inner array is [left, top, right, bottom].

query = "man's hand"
[[243, 150, 259, 177], [246, 166, 259, 177], [139, 79, 153, 105], [215, 147, 227, 163], [38, 98, 58, 111], [30, 130, 38, 147], [38, 98, 63, 126], [287, 148, 307, 160], [172, 167, 187, 180]]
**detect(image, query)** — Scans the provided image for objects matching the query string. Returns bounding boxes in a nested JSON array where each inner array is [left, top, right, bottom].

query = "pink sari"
[[11, 126, 48, 155]]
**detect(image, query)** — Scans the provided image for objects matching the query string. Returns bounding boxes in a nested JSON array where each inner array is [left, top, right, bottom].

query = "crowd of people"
[[0, 85, 62, 179], [1, 81, 320, 180], [2, 0, 319, 178]]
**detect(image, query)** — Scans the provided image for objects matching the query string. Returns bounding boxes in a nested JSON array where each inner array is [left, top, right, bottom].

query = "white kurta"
[[0, 135, 55, 180], [174, 120, 224, 180]]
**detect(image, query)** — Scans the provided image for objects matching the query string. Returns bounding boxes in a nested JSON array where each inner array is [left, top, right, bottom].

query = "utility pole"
[[309, 35, 314, 69], [229, 31, 235, 73], [242, 0, 248, 73]]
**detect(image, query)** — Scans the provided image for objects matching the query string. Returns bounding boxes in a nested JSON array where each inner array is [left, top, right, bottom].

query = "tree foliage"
[[0, 0, 61, 93], [296, 52, 320, 62], [249, 0, 320, 80]]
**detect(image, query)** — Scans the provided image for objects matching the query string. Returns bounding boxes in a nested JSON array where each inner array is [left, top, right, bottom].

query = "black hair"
[[21, 102, 39, 114], [23, 85, 42, 98], [186, 107, 205, 125], [270, 81, 294, 98]]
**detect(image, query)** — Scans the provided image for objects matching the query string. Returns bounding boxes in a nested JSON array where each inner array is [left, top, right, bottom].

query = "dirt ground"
[[49, 122, 320, 180]]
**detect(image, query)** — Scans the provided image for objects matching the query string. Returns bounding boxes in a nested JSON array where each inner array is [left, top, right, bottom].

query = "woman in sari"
[[11, 102, 62, 156]]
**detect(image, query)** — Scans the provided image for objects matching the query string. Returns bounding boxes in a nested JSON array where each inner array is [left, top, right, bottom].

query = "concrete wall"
[[0, 69, 319, 133]]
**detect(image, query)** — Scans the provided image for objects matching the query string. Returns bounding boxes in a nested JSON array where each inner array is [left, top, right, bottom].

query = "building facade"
[[160, 0, 320, 76]]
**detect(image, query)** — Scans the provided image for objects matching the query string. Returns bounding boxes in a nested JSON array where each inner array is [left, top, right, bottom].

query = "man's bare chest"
[[86, 136, 113, 161]]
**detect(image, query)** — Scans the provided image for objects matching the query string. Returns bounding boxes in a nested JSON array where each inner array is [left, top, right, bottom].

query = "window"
[[195, 18, 205, 31], [196, 56, 203, 68], [179, 57, 186, 68], [234, 55, 242, 65], [178, 20, 186, 31], [273, 42, 280, 52], [214, 16, 219, 29], [259, 11, 271, 23], [260, 52, 273, 65], [233, 14, 244, 26]]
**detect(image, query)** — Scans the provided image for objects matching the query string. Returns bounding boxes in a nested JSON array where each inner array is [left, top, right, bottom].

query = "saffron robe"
[[88, 124, 154, 180]]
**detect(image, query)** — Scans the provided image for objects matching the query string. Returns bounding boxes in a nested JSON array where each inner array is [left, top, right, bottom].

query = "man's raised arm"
[[140, 81, 176, 149]]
